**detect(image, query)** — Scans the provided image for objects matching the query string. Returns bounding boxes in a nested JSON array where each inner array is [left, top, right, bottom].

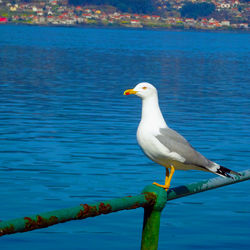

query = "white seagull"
[[124, 82, 240, 190]]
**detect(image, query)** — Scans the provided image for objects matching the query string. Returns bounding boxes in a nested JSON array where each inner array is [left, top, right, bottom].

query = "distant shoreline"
[[1, 22, 249, 34]]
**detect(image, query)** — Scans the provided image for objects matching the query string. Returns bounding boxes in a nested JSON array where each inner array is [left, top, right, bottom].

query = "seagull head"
[[124, 82, 157, 100]]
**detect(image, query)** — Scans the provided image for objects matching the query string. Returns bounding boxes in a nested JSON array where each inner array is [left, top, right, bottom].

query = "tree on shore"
[[180, 2, 215, 19], [68, 0, 157, 14]]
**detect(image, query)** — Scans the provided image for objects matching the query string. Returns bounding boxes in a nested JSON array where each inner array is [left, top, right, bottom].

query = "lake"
[[0, 25, 249, 249]]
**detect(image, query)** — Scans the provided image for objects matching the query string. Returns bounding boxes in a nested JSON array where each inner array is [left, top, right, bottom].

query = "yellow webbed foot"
[[153, 165, 175, 191]]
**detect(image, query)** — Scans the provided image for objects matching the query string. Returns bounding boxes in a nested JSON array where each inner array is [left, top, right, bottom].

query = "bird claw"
[[153, 182, 170, 191]]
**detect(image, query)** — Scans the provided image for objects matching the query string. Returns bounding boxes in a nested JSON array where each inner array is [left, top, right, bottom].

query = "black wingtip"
[[218, 165, 240, 178]]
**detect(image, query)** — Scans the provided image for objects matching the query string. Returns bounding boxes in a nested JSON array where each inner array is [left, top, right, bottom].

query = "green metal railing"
[[1, 169, 250, 250]]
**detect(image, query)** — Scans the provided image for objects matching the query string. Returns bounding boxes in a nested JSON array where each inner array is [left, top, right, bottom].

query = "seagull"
[[124, 82, 240, 190]]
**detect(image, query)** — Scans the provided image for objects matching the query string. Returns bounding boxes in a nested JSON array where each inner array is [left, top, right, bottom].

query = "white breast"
[[137, 123, 168, 163], [137, 122, 186, 168]]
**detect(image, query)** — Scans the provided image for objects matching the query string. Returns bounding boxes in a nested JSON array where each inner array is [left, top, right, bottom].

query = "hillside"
[[68, 0, 157, 14], [0, 0, 249, 30]]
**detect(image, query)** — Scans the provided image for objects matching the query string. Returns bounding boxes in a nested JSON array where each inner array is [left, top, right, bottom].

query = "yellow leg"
[[153, 165, 175, 191]]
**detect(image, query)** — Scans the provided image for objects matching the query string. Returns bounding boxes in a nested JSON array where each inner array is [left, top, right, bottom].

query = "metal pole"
[[140, 169, 250, 249], [141, 185, 167, 250], [0, 192, 157, 236], [0, 169, 249, 239], [167, 169, 250, 201]]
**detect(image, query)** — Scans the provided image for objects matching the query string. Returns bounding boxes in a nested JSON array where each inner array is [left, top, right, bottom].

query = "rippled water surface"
[[0, 25, 249, 249]]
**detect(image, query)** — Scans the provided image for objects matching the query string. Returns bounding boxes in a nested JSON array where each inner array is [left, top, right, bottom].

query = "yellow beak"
[[123, 89, 137, 95]]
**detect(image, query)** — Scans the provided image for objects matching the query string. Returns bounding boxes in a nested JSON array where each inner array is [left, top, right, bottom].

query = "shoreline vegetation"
[[2, 22, 250, 34], [0, 0, 249, 31]]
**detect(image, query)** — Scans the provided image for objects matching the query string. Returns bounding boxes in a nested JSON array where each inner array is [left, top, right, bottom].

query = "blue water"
[[0, 25, 249, 249]]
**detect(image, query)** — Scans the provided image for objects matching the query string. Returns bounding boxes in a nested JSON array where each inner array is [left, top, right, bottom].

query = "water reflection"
[[0, 25, 249, 249]]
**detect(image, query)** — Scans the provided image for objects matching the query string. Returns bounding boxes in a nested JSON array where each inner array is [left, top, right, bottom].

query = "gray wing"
[[155, 127, 211, 168]]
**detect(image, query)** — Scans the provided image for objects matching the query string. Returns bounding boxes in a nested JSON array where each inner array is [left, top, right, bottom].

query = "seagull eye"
[[142, 87, 147, 90]]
